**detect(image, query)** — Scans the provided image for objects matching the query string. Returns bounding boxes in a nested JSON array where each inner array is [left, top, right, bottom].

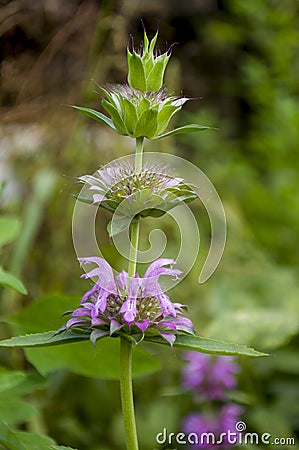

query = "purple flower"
[[182, 352, 239, 400], [78, 161, 197, 218], [64, 257, 194, 346], [183, 404, 243, 449]]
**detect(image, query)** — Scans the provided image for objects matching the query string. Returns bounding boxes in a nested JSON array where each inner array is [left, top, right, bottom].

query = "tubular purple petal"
[[64, 257, 194, 345], [78, 257, 117, 294], [80, 283, 99, 304]]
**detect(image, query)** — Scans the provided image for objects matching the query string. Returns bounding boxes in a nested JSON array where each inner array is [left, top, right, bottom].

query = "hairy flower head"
[[64, 257, 194, 346], [78, 161, 197, 219]]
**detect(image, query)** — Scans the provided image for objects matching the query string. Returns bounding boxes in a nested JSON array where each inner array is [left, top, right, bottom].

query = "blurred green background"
[[0, 0, 299, 449]]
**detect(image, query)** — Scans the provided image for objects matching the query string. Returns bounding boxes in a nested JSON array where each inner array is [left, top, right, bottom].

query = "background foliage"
[[1, 0, 298, 449]]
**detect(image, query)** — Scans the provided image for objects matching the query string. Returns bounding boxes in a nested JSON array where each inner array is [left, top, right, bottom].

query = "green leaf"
[[146, 55, 170, 91], [122, 98, 138, 134], [0, 421, 27, 450], [0, 267, 27, 294], [156, 105, 180, 135], [13, 431, 58, 450], [127, 51, 146, 91], [0, 330, 88, 348], [134, 109, 158, 139], [145, 334, 268, 357], [0, 422, 78, 450], [53, 447, 78, 450], [0, 398, 38, 425], [107, 218, 128, 237], [0, 369, 25, 394], [154, 123, 212, 139], [137, 97, 151, 116], [0, 216, 20, 248], [102, 99, 128, 135], [69, 105, 117, 131], [0, 331, 160, 379]]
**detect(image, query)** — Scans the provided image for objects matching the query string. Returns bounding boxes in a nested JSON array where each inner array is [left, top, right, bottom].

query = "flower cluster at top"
[[98, 28, 187, 139], [78, 161, 197, 218], [181, 352, 242, 449], [63, 257, 194, 346]]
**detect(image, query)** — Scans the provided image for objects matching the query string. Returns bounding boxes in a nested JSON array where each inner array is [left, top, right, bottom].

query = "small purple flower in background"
[[182, 352, 239, 400], [63, 257, 194, 346], [181, 352, 242, 449], [183, 404, 243, 449]]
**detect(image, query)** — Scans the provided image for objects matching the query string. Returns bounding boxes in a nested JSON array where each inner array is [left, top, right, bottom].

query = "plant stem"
[[120, 137, 144, 450], [135, 137, 144, 174], [128, 220, 140, 278], [120, 335, 139, 450]]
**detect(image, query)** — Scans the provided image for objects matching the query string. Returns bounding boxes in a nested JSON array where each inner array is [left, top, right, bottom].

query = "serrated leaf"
[[0, 267, 27, 294], [0, 330, 88, 348], [154, 123, 212, 139], [68, 105, 117, 131], [0, 330, 160, 379], [145, 334, 267, 357], [0, 216, 20, 248]]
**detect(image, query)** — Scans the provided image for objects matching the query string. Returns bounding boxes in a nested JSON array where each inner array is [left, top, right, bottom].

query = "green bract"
[[101, 84, 188, 139], [127, 30, 170, 92], [70, 28, 212, 139]]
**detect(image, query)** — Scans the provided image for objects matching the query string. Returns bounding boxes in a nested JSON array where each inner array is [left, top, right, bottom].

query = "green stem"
[[120, 336, 138, 450], [120, 137, 144, 450], [128, 220, 140, 278], [135, 137, 144, 174]]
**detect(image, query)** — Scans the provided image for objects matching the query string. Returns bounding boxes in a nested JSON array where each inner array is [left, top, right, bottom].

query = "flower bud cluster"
[[101, 84, 188, 139], [127, 30, 171, 93]]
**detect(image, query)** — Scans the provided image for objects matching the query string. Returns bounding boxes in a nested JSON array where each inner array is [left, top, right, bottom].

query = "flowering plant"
[[0, 26, 266, 450]]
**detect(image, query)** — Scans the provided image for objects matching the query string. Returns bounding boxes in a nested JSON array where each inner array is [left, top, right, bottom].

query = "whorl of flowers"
[[78, 161, 197, 218], [63, 257, 194, 346]]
